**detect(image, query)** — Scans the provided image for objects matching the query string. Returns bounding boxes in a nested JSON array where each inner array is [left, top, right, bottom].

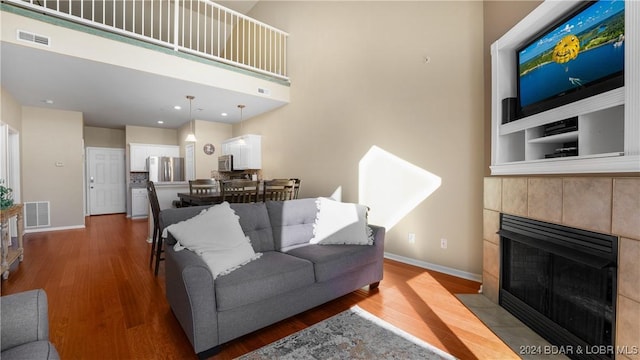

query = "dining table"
[[177, 192, 222, 206]]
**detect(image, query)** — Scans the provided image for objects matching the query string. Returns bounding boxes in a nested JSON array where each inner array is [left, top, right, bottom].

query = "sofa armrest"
[[0, 289, 50, 352], [369, 225, 386, 251], [368, 224, 386, 285], [165, 245, 220, 354]]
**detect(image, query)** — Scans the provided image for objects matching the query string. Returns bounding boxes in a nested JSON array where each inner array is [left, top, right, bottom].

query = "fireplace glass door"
[[499, 214, 617, 359], [502, 239, 614, 347]]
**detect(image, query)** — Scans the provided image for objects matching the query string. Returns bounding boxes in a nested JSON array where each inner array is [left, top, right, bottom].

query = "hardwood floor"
[[1, 214, 518, 359]]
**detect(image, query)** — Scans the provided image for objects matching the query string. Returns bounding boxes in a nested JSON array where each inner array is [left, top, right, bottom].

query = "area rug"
[[236, 306, 457, 359]]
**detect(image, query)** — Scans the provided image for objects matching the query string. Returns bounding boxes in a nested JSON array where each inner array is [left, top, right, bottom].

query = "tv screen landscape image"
[[517, 0, 625, 118]]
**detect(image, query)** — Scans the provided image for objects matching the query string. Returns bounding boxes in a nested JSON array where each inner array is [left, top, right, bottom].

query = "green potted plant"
[[0, 179, 14, 210]]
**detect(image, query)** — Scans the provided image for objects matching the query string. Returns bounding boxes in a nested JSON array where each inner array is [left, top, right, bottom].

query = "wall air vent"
[[17, 30, 51, 47], [24, 201, 51, 228]]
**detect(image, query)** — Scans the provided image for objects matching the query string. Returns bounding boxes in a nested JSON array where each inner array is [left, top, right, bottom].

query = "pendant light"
[[184, 95, 197, 142], [237, 104, 246, 145]]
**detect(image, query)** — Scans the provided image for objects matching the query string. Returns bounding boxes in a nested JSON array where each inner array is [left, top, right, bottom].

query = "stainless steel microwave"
[[218, 154, 233, 172]]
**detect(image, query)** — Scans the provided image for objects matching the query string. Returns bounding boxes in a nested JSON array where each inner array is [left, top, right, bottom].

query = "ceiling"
[[0, 0, 286, 130]]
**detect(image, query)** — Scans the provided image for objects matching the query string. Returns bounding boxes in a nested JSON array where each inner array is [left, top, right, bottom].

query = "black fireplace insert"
[[499, 214, 617, 360]]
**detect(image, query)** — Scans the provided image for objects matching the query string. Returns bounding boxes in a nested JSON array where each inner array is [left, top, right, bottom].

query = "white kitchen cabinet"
[[131, 188, 149, 217], [129, 143, 180, 171], [130, 145, 149, 171], [221, 135, 261, 170]]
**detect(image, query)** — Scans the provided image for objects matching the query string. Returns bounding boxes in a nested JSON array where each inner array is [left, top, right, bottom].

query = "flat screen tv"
[[516, 0, 625, 119]]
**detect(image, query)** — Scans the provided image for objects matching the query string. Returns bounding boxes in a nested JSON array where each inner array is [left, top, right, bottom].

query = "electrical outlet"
[[440, 238, 447, 249], [408, 233, 416, 244]]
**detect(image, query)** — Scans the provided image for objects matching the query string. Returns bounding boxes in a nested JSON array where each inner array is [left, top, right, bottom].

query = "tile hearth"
[[457, 294, 568, 360]]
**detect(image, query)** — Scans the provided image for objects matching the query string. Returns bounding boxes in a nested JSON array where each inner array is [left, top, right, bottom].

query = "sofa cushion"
[[285, 244, 379, 282], [163, 202, 260, 279], [164, 202, 239, 253], [214, 251, 315, 311], [1, 341, 60, 360], [266, 198, 317, 251], [310, 197, 373, 245], [159, 205, 210, 246], [230, 202, 275, 252]]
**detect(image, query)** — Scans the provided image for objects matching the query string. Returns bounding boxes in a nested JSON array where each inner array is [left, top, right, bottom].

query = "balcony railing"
[[6, 0, 289, 81]]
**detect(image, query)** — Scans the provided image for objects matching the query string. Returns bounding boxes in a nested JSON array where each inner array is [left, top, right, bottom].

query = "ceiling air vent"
[[17, 30, 51, 47]]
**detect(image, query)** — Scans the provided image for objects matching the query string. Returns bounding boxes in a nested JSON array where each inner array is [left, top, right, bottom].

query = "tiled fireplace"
[[483, 177, 640, 360]]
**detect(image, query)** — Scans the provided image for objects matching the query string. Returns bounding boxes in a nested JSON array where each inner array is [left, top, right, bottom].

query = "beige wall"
[[84, 126, 125, 148], [0, 88, 22, 200], [22, 107, 84, 228], [125, 125, 178, 145], [248, 1, 485, 276], [1, 87, 22, 131]]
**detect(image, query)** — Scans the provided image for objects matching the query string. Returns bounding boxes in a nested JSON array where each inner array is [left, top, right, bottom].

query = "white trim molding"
[[384, 252, 483, 283]]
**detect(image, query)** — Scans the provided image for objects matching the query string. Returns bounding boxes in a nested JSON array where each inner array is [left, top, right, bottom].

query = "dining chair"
[[146, 181, 163, 276], [220, 179, 260, 203], [263, 179, 296, 201], [290, 178, 301, 199], [189, 179, 217, 194]]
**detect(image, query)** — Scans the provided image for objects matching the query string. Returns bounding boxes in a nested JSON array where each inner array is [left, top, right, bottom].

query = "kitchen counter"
[[130, 181, 188, 189], [153, 181, 189, 187]]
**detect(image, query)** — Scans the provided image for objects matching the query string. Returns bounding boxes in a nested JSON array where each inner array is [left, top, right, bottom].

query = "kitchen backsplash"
[[130, 172, 149, 184], [211, 169, 262, 181]]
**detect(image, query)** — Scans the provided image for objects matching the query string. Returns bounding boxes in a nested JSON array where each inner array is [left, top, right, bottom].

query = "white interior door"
[[0, 124, 7, 187], [87, 147, 126, 215]]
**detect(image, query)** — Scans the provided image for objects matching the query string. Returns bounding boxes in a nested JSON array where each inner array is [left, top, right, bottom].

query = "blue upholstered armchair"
[[0, 289, 60, 359]]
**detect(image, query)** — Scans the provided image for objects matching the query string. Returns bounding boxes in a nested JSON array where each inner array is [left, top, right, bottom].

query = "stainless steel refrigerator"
[[148, 156, 185, 182]]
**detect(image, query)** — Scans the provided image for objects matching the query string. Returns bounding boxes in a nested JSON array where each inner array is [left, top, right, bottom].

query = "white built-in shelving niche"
[[490, 0, 639, 175]]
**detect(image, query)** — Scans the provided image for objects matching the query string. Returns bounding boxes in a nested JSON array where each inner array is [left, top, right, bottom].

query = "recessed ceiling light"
[[174, 105, 182, 110], [221, 112, 228, 117], [157, 120, 164, 124], [43, 99, 54, 104]]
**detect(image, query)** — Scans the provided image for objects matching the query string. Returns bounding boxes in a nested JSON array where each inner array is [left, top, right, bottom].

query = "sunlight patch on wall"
[[358, 146, 441, 230], [330, 186, 342, 202]]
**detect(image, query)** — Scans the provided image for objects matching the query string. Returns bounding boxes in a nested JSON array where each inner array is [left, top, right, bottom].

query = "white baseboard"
[[24, 225, 85, 234], [384, 252, 482, 283]]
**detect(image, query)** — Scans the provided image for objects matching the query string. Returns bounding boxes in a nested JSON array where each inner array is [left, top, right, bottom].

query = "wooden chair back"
[[290, 178, 301, 199], [189, 179, 217, 195], [146, 181, 161, 222], [263, 179, 296, 202], [220, 180, 260, 203], [146, 181, 163, 275]]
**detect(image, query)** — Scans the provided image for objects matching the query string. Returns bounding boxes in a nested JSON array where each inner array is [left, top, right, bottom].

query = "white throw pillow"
[[163, 202, 260, 278], [309, 197, 374, 245]]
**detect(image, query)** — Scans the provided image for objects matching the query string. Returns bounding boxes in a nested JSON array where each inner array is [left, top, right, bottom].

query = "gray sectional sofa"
[[0, 289, 60, 360], [159, 198, 385, 358]]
